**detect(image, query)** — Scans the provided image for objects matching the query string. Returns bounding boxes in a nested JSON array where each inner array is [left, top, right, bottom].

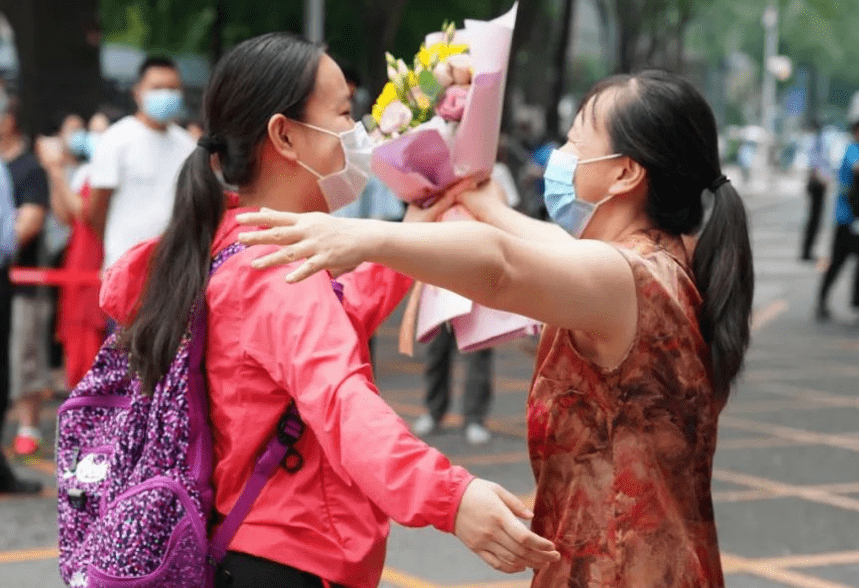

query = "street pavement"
[[2, 167, 858, 588]]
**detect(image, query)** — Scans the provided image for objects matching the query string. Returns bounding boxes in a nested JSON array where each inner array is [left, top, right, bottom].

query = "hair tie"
[[708, 174, 729, 192], [198, 135, 225, 153]]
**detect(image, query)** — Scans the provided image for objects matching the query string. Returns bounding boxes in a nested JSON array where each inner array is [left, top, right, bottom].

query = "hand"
[[35, 136, 65, 170], [454, 478, 560, 573], [403, 176, 481, 223], [236, 209, 368, 282], [455, 179, 508, 222]]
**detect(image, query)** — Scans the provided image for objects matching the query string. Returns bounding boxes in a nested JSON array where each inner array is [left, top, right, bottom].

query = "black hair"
[[125, 33, 323, 393], [339, 64, 361, 87], [579, 69, 754, 401], [138, 55, 179, 81]]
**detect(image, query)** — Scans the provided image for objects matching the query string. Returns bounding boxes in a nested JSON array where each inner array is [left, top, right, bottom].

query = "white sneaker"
[[411, 414, 439, 436], [465, 423, 491, 445]]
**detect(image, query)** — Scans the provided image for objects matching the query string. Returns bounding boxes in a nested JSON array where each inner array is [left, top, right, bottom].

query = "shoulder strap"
[[197, 242, 306, 563]]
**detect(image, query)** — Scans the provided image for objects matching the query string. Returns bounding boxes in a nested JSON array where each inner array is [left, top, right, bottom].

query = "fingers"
[[237, 224, 303, 247], [493, 484, 534, 520], [235, 208, 299, 228], [477, 549, 526, 574], [498, 520, 562, 568], [248, 241, 310, 270], [285, 255, 327, 283]]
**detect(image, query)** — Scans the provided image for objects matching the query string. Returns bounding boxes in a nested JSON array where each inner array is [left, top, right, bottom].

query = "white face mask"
[[296, 121, 375, 212]]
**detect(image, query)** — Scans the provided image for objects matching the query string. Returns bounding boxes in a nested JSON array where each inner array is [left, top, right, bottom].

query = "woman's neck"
[[238, 168, 319, 214]]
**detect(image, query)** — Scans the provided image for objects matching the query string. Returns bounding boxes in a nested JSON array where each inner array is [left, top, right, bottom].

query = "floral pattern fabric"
[[527, 230, 726, 588]]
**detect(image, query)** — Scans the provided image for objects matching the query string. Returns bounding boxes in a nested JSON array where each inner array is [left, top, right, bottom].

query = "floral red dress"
[[527, 230, 725, 588]]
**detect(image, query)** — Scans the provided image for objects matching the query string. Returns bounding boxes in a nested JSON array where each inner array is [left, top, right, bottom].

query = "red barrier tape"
[[10, 267, 102, 286]]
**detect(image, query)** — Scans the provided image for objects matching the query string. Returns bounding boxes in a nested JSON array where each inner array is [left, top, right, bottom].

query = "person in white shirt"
[[88, 56, 196, 270]]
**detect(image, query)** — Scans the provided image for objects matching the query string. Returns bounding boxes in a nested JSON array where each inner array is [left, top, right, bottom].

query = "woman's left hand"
[[236, 209, 367, 282]]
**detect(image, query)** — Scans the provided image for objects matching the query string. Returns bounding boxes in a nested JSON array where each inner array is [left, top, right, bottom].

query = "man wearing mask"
[[87, 56, 195, 273]]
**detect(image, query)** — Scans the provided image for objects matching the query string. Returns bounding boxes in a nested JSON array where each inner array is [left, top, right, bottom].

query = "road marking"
[[720, 415, 859, 453], [755, 550, 859, 569], [0, 546, 850, 588], [750, 299, 788, 332], [453, 451, 530, 467], [717, 437, 808, 450], [721, 552, 854, 588], [0, 547, 58, 564], [381, 567, 441, 588], [713, 469, 859, 513]]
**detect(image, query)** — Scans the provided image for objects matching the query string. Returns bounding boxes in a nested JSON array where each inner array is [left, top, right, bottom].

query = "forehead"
[[139, 66, 181, 87], [307, 55, 350, 111]]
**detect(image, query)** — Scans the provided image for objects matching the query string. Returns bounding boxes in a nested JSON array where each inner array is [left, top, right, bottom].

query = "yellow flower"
[[417, 42, 469, 69], [372, 82, 399, 124]]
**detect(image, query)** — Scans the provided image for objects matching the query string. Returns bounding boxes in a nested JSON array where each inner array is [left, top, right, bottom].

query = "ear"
[[266, 113, 299, 163], [608, 156, 647, 197]]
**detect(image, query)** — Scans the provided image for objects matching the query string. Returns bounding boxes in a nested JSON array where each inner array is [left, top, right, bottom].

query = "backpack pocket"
[[85, 476, 209, 588], [57, 395, 131, 583]]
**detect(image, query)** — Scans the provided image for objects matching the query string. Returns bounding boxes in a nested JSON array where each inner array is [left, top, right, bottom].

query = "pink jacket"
[[100, 205, 474, 588]]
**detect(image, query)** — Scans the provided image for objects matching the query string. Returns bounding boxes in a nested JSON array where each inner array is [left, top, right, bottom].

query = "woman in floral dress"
[[237, 70, 753, 588]]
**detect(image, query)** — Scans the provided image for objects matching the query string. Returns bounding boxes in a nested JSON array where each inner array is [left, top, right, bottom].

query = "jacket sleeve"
[[240, 263, 472, 533], [336, 262, 413, 337]]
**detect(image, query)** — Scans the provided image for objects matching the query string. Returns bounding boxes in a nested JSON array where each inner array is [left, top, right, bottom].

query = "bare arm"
[[237, 211, 637, 340], [457, 179, 572, 245], [87, 187, 113, 239], [46, 166, 83, 225], [36, 136, 83, 224], [15, 204, 46, 248]]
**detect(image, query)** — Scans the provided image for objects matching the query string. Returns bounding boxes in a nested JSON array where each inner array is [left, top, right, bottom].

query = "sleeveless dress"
[[527, 230, 725, 588]]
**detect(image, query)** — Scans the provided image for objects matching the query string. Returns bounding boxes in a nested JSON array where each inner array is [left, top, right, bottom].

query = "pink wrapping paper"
[[375, 3, 541, 353]]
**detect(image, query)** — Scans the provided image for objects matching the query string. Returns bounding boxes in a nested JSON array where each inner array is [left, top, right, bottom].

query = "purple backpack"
[[56, 243, 306, 588]]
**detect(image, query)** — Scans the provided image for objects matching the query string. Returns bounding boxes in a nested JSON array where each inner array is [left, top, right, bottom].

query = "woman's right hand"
[[454, 179, 509, 223], [454, 478, 560, 573]]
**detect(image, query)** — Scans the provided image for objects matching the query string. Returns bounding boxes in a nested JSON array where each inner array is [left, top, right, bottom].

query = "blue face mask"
[[142, 89, 184, 123], [66, 130, 90, 158], [542, 149, 622, 237]]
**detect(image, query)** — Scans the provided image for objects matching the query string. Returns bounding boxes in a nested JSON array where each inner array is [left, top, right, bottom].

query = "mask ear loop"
[[297, 160, 324, 179]]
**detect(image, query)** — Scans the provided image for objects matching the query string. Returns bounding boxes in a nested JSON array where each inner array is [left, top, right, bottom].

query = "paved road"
[[2, 168, 858, 588]]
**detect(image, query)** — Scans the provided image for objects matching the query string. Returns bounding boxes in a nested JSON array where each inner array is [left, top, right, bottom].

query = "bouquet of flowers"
[[364, 3, 542, 355]]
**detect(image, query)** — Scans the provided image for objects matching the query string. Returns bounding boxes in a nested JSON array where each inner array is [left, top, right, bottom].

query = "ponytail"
[[692, 182, 754, 400], [124, 146, 225, 394], [123, 32, 322, 393]]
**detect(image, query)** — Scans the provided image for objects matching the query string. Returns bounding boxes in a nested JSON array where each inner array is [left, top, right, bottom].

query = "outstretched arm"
[[236, 209, 636, 338], [455, 179, 572, 245]]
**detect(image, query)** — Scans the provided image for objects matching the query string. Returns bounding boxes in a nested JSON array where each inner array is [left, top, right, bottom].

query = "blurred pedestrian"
[[800, 120, 831, 261], [0, 142, 41, 493], [0, 90, 52, 456], [412, 326, 494, 445], [38, 111, 112, 389], [815, 113, 859, 321], [87, 55, 195, 274]]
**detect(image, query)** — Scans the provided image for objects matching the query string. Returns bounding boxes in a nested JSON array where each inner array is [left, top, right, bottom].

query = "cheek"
[[575, 169, 607, 202], [307, 136, 344, 175]]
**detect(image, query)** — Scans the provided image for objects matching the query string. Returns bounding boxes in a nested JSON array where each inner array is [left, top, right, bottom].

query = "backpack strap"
[[202, 242, 322, 564], [208, 403, 304, 563]]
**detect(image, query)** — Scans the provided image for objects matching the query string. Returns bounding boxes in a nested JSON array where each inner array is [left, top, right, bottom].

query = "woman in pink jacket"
[[109, 33, 559, 588]]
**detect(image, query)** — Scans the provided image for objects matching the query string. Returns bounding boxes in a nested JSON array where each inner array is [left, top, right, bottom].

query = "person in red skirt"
[[39, 112, 111, 390]]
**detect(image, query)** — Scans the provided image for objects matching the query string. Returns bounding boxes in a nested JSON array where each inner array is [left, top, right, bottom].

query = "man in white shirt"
[[88, 56, 196, 270]]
